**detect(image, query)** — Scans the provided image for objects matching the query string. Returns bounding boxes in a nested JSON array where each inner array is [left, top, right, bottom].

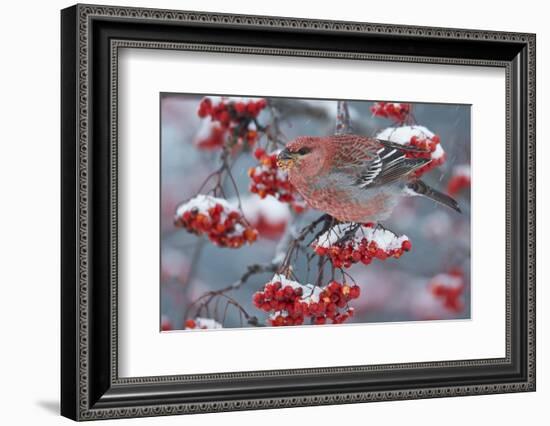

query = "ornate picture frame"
[[61, 4, 535, 420]]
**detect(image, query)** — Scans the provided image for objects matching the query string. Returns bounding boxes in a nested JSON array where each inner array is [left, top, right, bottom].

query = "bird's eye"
[[297, 147, 311, 155]]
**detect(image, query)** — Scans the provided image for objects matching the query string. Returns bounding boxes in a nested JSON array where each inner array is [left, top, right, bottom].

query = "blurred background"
[[160, 94, 471, 331]]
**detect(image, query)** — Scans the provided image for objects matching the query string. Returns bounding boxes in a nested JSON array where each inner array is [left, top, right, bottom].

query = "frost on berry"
[[447, 164, 471, 196], [248, 148, 307, 213], [312, 223, 411, 269], [428, 269, 465, 313], [174, 194, 258, 248], [195, 97, 267, 150], [184, 317, 223, 330], [370, 102, 411, 123], [376, 125, 446, 177], [252, 274, 361, 326]]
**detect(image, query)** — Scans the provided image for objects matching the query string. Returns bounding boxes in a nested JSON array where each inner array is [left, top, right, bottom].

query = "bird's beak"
[[277, 148, 298, 170]]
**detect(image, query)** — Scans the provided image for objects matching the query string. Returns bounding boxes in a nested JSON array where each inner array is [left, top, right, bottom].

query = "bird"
[[277, 134, 460, 223]]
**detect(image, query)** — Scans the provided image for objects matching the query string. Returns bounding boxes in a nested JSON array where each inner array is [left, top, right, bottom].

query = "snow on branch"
[[174, 194, 258, 248], [312, 223, 411, 268]]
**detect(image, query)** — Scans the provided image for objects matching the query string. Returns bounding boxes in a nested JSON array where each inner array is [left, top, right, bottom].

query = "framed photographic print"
[[61, 4, 536, 421]]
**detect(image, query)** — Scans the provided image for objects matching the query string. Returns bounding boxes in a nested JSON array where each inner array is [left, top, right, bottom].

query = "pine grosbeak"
[[277, 134, 460, 223]]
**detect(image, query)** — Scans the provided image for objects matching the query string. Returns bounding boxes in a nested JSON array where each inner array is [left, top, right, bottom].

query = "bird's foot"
[[337, 223, 361, 244]]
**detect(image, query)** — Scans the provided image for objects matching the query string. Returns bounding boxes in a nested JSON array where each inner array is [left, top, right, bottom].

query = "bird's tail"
[[407, 179, 461, 213]]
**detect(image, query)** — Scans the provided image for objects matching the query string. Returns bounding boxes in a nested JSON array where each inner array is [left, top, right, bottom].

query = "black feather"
[[355, 140, 432, 188], [356, 154, 429, 188], [407, 179, 461, 213]]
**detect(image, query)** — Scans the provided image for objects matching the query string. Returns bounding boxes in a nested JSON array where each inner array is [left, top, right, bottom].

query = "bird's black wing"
[[355, 139, 431, 188]]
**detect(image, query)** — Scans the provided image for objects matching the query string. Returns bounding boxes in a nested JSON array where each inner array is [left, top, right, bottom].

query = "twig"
[[278, 214, 332, 274]]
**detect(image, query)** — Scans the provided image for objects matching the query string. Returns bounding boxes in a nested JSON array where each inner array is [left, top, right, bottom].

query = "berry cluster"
[[253, 275, 361, 326], [370, 102, 411, 123], [312, 224, 411, 269], [253, 215, 287, 239], [376, 125, 446, 178], [195, 125, 226, 151], [428, 269, 465, 313], [174, 195, 258, 248], [406, 134, 446, 177], [184, 317, 223, 330], [198, 97, 267, 122], [447, 165, 471, 196], [248, 148, 307, 213], [407, 134, 440, 156], [196, 97, 266, 149]]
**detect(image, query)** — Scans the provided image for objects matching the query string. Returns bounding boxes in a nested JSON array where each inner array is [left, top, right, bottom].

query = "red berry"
[[314, 316, 326, 325], [349, 285, 361, 299], [234, 101, 246, 114], [185, 319, 197, 329]]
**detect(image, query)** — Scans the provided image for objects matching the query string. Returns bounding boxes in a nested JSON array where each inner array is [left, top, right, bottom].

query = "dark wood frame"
[[61, 3, 536, 421]]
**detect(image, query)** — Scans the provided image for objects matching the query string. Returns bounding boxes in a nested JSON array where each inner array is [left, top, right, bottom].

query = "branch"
[[181, 238, 205, 319], [185, 261, 279, 326], [335, 100, 353, 135]]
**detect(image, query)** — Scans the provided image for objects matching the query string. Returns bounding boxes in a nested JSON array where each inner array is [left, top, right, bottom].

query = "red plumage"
[[278, 134, 458, 223]]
